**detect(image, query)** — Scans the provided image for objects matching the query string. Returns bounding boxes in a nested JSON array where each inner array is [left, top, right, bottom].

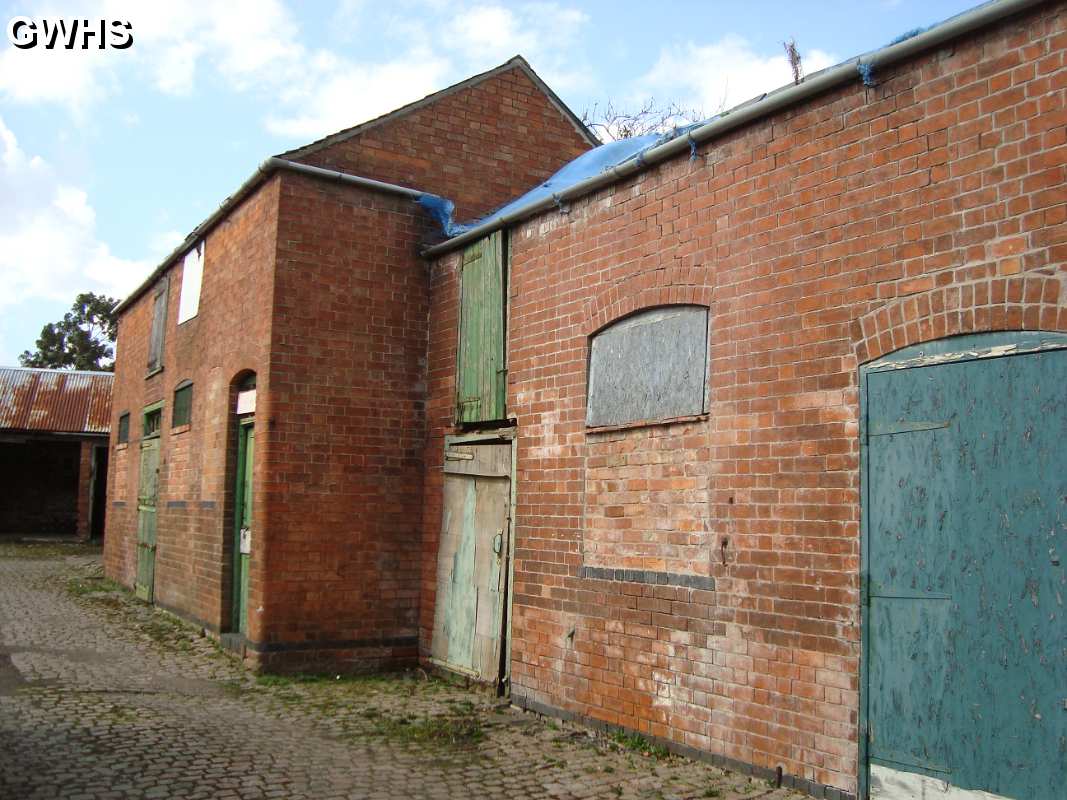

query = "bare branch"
[[581, 97, 706, 143]]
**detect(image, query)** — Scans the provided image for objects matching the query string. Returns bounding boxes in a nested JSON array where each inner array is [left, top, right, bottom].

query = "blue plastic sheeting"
[[421, 128, 699, 238]]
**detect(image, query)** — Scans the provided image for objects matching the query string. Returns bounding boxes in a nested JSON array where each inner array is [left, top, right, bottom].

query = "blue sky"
[[1, 0, 980, 365]]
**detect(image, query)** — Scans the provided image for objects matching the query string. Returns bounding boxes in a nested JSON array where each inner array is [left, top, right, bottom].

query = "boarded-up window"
[[172, 381, 192, 427], [147, 278, 169, 374], [117, 412, 130, 443], [177, 241, 204, 324], [586, 305, 709, 427], [456, 231, 506, 423]]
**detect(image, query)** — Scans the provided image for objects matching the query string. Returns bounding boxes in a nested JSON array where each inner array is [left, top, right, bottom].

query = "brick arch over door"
[[852, 270, 1067, 364]]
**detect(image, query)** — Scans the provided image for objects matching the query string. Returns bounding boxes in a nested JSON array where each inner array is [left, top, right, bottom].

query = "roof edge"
[[423, 0, 1046, 259], [275, 55, 598, 162], [0, 366, 115, 378], [113, 159, 433, 315]]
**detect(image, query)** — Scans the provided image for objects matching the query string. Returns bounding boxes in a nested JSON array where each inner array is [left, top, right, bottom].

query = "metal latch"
[[239, 527, 252, 555]]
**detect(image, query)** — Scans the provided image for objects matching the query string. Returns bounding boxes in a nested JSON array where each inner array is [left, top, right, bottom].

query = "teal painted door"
[[864, 344, 1066, 799], [431, 442, 511, 682], [232, 422, 253, 636], [135, 438, 159, 602]]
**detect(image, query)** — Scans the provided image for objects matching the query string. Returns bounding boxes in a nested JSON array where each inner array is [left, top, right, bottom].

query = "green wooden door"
[[135, 438, 159, 601], [456, 232, 506, 423], [863, 336, 1067, 799], [232, 422, 253, 636], [431, 442, 512, 682]]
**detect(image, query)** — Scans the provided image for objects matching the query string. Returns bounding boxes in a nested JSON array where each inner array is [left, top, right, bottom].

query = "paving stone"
[[0, 549, 804, 799]]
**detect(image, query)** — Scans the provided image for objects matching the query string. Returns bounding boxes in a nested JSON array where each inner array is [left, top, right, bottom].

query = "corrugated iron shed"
[[0, 367, 113, 435]]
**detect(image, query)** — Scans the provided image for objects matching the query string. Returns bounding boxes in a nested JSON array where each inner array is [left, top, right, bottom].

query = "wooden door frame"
[[436, 429, 517, 690], [857, 330, 1067, 800], [230, 416, 254, 636]]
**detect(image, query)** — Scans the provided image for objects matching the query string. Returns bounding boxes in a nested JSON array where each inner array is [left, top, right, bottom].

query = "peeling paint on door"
[[862, 333, 1067, 800], [431, 441, 511, 683]]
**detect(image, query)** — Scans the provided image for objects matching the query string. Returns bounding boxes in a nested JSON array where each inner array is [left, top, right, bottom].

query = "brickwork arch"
[[852, 271, 1067, 365], [582, 272, 713, 336]]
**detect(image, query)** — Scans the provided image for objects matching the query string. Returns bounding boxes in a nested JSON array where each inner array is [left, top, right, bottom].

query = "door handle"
[[493, 530, 503, 555]]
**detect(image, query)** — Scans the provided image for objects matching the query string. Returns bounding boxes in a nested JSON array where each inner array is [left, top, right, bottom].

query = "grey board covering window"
[[586, 305, 709, 427], [117, 413, 130, 443], [147, 277, 169, 374], [172, 381, 192, 427]]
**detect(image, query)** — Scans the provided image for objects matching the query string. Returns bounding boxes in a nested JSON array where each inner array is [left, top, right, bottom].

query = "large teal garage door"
[[862, 333, 1067, 800]]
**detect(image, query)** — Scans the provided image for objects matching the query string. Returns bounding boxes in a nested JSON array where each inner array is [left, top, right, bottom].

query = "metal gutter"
[[422, 0, 1045, 258], [114, 158, 430, 314]]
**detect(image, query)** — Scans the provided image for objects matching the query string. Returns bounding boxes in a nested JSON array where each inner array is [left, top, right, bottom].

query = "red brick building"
[[107, 2, 1066, 797], [104, 57, 596, 664]]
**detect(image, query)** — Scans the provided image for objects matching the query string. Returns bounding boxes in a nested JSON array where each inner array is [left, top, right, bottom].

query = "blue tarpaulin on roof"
[[418, 126, 704, 239]]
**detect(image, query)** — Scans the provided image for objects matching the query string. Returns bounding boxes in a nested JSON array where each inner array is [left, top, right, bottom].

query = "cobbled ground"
[[0, 543, 802, 800]]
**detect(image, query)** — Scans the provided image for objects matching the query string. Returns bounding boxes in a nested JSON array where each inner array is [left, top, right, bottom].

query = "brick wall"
[[290, 61, 595, 223], [423, 4, 1066, 795], [249, 173, 436, 671], [104, 177, 280, 629]]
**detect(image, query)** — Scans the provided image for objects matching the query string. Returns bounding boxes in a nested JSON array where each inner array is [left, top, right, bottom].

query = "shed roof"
[[0, 367, 113, 435]]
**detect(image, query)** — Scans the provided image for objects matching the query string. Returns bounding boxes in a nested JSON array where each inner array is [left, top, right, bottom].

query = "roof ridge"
[[275, 55, 597, 161]]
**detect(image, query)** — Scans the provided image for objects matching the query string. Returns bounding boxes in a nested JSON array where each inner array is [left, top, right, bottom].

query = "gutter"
[[114, 158, 429, 314], [422, 0, 1046, 258]]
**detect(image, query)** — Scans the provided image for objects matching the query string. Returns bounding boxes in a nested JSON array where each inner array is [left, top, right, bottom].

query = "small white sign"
[[239, 527, 252, 555], [236, 388, 256, 415]]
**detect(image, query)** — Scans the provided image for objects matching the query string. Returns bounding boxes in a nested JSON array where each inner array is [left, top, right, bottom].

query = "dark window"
[[147, 277, 169, 375], [117, 412, 130, 443], [173, 381, 192, 427], [586, 305, 709, 427], [143, 406, 162, 439]]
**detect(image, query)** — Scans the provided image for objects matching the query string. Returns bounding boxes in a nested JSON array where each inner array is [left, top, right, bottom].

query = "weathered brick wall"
[[418, 251, 461, 654], [74, 440, 94, 541], [104, 178, 280, 629], [290, 61, 595, 223], [425, 4, 1066, 794], [249, 172, 436, 671]]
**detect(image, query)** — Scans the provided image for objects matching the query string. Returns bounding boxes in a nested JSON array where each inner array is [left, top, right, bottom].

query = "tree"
[[19, 292, 119, 372]]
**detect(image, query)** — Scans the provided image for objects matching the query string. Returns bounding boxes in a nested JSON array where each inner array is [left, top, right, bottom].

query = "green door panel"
[[135, 439, 159, 602], [233, 422, 253, 636], [456, 232, 506, 423], [431, 443, 511, 682], [865, 346, 1067, 799]]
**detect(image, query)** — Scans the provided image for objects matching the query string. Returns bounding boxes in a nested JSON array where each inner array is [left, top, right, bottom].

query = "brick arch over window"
[[582, 275, 713, 336], [852, 272, 1067, 364]]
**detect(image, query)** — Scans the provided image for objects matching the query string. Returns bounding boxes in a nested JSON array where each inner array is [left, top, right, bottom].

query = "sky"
[[0, 0, 982, 366]]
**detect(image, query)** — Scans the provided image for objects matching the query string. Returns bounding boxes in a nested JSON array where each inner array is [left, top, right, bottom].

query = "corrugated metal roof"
[[0, 367, 113, 435]]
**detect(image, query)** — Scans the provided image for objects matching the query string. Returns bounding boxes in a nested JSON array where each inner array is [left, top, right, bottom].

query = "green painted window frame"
[[142, 401, 163, 440], [172, 381, 193, 428], [117, 412, 130, 444]]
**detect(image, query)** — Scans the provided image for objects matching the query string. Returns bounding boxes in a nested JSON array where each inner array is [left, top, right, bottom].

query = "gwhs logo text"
[[7, 17, 133, 50]]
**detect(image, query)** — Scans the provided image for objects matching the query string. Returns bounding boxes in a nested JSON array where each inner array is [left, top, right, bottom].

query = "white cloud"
[[444, 3, 591, 91], [266, 53, 451, 139], [0, 1, 595, 141], [0, 117, 162, 308], [638, 36, 838, 116]]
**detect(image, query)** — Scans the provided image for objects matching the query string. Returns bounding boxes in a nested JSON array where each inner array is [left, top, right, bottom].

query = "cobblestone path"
[[0, 545, 802, 800]]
